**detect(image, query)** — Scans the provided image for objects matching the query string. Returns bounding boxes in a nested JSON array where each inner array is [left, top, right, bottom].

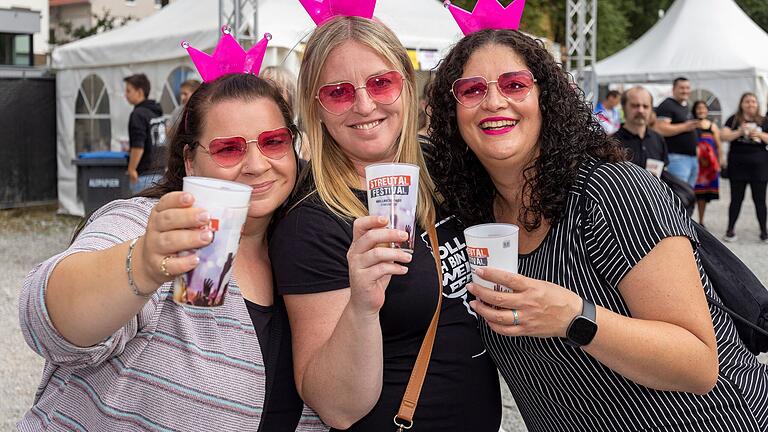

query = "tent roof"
[[52, 0, 463, 69], [595, 0, 768, 83]]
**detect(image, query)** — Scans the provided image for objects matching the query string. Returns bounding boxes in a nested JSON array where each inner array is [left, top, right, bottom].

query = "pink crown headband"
[[444, 0, 526, 36], [182, 26, 271, 83], [299, 0, 376, 26]]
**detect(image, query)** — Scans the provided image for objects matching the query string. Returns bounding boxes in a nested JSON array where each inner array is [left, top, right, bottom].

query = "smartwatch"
[[564, 298, 598, 348]]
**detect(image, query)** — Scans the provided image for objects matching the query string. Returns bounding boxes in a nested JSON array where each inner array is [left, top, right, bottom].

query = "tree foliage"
[[440, 0, 768, 60], [52, 9, 134, 45]]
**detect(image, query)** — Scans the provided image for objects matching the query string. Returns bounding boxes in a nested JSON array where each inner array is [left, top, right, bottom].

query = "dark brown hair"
[[139, 73, 297, 199], [427, 29, 625, 230], [123, 74, 151, 98]]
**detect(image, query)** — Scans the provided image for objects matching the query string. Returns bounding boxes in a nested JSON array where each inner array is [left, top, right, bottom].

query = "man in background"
[[594, 90, 622, 135], [124, 73, 164, 193], [614, 86, 668, 176], [653, 77, 701, 187]]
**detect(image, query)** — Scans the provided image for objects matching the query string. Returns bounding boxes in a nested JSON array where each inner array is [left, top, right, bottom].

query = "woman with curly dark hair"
[[428, 28, 768, 432]]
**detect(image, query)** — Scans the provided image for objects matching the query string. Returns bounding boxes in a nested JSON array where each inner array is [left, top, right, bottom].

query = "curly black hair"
[[427, 30, 625, 230]]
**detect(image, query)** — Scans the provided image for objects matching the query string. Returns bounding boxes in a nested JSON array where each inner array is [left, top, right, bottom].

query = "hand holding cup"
[[347, 215, 412, 315], [139, 191, 213, 288], [467, 267, 582, 338]]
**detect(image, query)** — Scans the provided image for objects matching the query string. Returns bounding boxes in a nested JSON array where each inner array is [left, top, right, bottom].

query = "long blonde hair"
[[296, 16, 437, 229]]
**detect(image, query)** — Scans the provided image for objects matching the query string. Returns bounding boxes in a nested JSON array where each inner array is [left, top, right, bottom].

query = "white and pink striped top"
[[17, 197, 326, 432]]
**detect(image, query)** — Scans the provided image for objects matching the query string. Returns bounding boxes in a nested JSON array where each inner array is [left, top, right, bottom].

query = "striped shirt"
[[482, 160, 768, 432], [17, 197, 326, 432]]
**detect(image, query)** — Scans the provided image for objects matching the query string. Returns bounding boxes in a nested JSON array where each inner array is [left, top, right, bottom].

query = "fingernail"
[[404, 253, 413, 262], [200, 230, 213, 242], [466, 283, 474, 292], [192, 255, 200, 264], [474, 267, 485, 276], [378, 216, 387, 224], [469, 300, 477, 309], [399, 231, 409, 240], [182, 193, 193, 204], [197, 212, 210, 223], [401, 266, 409, 273]]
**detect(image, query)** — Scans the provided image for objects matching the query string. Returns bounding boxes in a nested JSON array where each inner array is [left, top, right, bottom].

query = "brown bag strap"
[[394, 225, 443, 431]]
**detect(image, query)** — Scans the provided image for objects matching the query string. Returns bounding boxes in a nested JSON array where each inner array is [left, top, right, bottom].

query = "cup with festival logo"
[[172, 176, 251, 307], [464, 223, 519, 294], [365, 163, 420, 252]]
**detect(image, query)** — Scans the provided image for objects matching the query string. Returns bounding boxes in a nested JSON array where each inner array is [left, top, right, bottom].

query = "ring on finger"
[[160, 255, 173, 277], [512, 309, 520, 326]]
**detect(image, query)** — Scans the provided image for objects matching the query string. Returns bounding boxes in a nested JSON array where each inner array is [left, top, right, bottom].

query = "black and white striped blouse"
[[482, 159, 768, 432]]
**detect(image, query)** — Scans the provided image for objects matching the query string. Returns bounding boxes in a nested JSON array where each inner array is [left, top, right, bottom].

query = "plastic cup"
[[365, 163, 420, 252], [172, 176, 251, 307], [464, 223, 519, 292]]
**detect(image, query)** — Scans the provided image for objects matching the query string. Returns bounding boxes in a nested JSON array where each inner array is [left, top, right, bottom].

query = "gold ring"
[[512, 309, 520, 326], [160, 255, 173, 277]]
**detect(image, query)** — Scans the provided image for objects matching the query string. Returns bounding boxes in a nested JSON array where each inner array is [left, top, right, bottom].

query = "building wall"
[[0, 0, 50, 60], [49, 2, 90, 45], [90, 0, 163, 22]]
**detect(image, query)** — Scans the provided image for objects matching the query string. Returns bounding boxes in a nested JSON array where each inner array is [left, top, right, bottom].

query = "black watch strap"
[[582, 298, 596, 321], [564, 298, 598, 348]]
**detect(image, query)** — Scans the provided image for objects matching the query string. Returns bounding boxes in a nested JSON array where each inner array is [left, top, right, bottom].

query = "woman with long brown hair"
[[720, 92, 768, 242], [18, 74, 325, 432]]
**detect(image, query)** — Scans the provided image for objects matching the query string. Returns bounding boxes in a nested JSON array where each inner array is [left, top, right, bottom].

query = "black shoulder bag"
[[580, 161, 768, 355]]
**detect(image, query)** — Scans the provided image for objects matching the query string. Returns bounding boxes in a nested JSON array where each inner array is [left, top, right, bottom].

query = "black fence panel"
[[0, 77, 57, 208]]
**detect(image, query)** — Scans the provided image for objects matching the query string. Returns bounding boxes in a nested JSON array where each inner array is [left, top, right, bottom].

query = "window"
[[160, 66, 197, 114], [74, 75, 111, 154], [691, 88, 722, 127], [0, 33, 33, 66]]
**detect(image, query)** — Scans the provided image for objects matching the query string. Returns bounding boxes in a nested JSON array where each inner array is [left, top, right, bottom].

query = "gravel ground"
[[1, 181, 767, 432]]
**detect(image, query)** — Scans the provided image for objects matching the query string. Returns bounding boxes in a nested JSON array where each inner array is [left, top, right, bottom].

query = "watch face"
[[569, 317, 598, 346]]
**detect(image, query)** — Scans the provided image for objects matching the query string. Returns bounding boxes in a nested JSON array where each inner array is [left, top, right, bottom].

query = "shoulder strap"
[[394, 225, 443, 431]]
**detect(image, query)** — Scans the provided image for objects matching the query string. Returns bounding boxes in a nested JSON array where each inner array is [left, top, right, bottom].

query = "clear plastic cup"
[[464, 223, 519, 292], [365, 163, 420, 252], [172, 176, 251, 307]]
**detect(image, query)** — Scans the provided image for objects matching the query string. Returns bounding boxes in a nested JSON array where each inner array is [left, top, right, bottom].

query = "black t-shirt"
[[724, 115, 768, 155], [128, 99, 164, 175], [270, 191, 501, 432], [244, 298, 305, 432], [614, 126, 669, 168], [655, 97, 698, 156]]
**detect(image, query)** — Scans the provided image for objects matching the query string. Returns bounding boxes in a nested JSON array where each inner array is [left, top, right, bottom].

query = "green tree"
[[736, 0, 768, 34]]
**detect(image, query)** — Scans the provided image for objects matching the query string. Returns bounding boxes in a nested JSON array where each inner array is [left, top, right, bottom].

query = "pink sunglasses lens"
[[208, 137, 247, 167], [497, 71, 535, 101], [365, 71, 403, 104], [318, 82, 356, 114], [257, 128, 293, 159], [453, 77, 489, 106]]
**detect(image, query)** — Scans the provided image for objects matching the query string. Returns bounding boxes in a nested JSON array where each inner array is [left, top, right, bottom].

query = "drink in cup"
[[172, 176, 251, 307], [464, 223, 519, 293], [365, 163, 420, 252]]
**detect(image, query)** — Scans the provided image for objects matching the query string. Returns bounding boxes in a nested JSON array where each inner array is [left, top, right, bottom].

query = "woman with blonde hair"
[[269, 14, 501, 432]]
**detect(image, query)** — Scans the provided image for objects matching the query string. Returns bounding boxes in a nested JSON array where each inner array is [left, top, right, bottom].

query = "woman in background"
[[691, 100, 722, 227], [720, 92, 768, 242]]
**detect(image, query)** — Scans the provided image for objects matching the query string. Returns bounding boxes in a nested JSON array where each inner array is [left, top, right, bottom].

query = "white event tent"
[[595, 0, 768, 119], [53, 0, 463, 215]]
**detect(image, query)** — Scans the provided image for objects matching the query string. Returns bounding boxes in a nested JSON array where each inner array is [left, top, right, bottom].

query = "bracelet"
[[126, 238, 154, 299]]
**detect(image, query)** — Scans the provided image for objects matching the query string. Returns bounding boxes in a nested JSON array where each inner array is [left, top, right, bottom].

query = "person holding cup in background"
[[426, 14, 768, 431], [720, 92, 768, 243], [269, 10, 501, 431], [17, 73, 325, 431]]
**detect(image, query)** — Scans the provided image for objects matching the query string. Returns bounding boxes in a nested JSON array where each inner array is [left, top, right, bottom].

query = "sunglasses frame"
[[195, 126, 294, 167], [315, 70, 405, 115], [450, 70, 538, 108]]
